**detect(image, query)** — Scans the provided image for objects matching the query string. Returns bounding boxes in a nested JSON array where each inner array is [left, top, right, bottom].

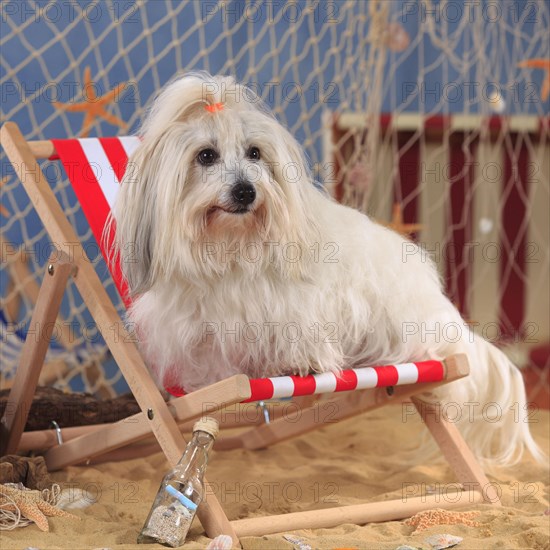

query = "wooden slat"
[[18, 397, 300, 454], [6, 246, 75, 349], [44, 374, 251, 469], [171, 374, 251, 420], [19, 424, 104, 451], [28, 139, 56, 158], [0, 252, 73, 455], [10, 258, 74, 348], [231, 491, 484, 537]]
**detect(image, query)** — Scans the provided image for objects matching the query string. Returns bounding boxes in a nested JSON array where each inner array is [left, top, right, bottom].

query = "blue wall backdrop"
[[1, 0, 548, 393]]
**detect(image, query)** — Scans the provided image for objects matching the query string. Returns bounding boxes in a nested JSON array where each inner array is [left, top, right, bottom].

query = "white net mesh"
[[1, 0, 549, 396]]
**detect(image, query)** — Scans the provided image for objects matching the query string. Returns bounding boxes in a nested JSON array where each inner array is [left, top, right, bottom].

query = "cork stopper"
[[192, 417, 219, 439]]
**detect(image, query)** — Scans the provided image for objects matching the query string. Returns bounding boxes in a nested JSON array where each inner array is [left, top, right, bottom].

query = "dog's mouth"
[[207, 205, 252, 216]]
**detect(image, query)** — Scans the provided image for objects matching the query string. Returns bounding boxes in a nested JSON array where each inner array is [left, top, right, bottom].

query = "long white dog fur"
[[112, 72, 543, 467]]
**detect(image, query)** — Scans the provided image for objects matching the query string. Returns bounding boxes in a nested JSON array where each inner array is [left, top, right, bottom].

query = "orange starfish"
[[405, 508, 481, 532], [0, 484, 79, 532], [383, 203, 423, 236], [518, 58, 550, 101], [54, 67, 128, 137]]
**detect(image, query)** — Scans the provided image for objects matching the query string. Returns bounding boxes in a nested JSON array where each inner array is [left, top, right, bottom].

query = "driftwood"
[[0, 455, 52, 490], [0, 386, 140, 431]]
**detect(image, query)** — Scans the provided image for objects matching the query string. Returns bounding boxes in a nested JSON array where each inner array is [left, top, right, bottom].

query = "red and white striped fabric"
[[51, 136, 141, 306], [244, 359, 445, 401], [51, 137, 447, 401], [165, 359, 445, 401]]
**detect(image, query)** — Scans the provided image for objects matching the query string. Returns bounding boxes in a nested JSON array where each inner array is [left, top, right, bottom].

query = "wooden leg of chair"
[[411, 397, 501, 505], [0, 252, 74, 456], [2, 235, 76, 351]]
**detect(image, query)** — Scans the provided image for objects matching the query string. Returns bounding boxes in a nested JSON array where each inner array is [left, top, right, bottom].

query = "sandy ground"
[[2, 403, 549, 550]]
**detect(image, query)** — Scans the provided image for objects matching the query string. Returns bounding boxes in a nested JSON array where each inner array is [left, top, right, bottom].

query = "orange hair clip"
[[205, 102, 224, 113]]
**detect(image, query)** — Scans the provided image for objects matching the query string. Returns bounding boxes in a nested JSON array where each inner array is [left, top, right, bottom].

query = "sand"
[[1, 404, 549, 550]]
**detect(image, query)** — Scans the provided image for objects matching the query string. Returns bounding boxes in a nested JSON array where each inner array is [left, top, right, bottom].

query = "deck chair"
[[0, 121, 500, 544]]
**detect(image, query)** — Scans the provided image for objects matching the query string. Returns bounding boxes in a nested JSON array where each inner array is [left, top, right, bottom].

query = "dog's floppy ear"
[[108, 141, 159, 296], [262, 123, 321, 279]]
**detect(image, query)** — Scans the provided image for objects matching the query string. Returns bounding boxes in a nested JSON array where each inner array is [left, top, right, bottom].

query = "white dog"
[[112, 72, 543, 467]]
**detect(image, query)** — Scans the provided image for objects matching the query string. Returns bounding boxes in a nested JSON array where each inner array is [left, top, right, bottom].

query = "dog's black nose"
[[231, 182, 256, 206]]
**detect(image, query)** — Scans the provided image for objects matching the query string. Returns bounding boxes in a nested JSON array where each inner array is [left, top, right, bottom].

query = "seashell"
[[282, 534, 312, 550], [478, 218, 493, 235], [385, 22, 411, 52], [486, 89, 506, 113], [348, 162, 370, 190], [205, 534, 233, 550], [56, 487, 96, 510], [424, 533, 463, 549]]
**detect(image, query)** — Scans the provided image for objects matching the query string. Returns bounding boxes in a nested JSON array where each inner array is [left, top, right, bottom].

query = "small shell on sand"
[[282, 534, 312, 550], [205, 534, 233, 550], [425, 533, 463, 549], [57, 487, 96, 510]]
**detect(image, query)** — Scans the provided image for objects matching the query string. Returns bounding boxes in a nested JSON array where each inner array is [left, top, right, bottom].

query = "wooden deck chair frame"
[[0, 233, 112, 394], [0, 121, 500, 545]]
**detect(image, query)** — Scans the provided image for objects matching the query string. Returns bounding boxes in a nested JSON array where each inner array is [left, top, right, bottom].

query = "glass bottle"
[[137, 417, 219, 547]]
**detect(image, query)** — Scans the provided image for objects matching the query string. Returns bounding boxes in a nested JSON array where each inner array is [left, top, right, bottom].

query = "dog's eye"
[[247, 146, 261, 161], [197, 148, 219, 166]]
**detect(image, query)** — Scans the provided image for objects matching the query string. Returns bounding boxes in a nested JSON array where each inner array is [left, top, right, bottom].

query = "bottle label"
[[165, 484, 198, 511]]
